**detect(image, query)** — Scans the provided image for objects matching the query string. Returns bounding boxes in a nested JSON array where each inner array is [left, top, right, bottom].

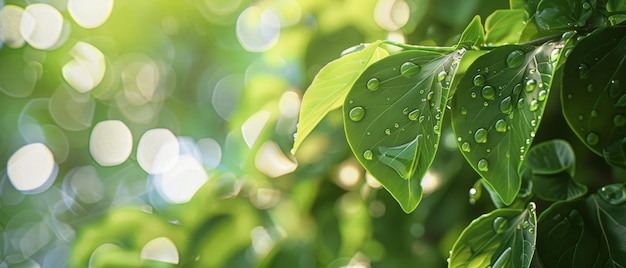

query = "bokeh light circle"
[[20, 3, 64, 50], [236, 6, 280, 52], [0, 5, 25, 48], [90, 120, 133, 166], [137, 128, 180, 174], [62, 42, 106, 93], [7, 143, 57, 193], [140, 237, 179, 264], [67, 0, 114, 29]]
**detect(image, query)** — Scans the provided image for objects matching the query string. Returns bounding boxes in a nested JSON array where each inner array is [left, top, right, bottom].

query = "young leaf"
[[449, 203, 537, 268], [458, 15, 485, 49], [536, 188, 626, 267], [561, 26, 626, 157], [484, 9, 527, 45], [534, 0, 605, 30], [451, 42, 559, 205], [293, 41, 388, 153], [343, 48, 464, 213], [525, 139, 575, 175]]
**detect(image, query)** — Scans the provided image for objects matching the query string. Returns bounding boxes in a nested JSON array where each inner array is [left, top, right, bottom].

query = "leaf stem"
[[382, 40, 456, 52]]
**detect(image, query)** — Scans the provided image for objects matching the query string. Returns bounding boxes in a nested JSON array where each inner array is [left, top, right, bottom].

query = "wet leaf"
[[293, 41, 388, 153], [561, 26, 626, 158], [484, 9, 527, 45], [451, 42, 559, 205], [458, 15, 485, 49], [535, 0, 597, 30], [343, 48, 464, 213], [449, 203, 537, 268], [536, 191, 626, 267]]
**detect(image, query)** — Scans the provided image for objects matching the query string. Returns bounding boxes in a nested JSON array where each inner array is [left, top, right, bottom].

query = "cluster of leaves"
[[294, 0, 626, 266]]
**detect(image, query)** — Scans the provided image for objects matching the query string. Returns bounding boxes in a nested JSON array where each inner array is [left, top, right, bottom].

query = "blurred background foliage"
[[0, 0, 621, 267]]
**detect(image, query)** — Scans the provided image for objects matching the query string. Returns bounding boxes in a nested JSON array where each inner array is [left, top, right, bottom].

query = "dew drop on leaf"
[[616, 94, 626, 107], [400, 61, 420, 77], [610, 80, 621, 98], [582, 2, 591, 9], [525, 79, 536, 92], [538, 90, 547, 101], [492, 247, 512, 267], [437, 70, 447, 82], [471, 92, 477, 99], [506, 50, 524, 68], [481, 86, 495, 100], [550, 48, 560, 62], [408, 109, 419, 121], [474, 128, 487, 143], [529, 99, 539, 111], [460, 106, 468, 115], [427, 91, 434, 101], [473, 74, 485, 86], [517, 98, 525, 109], [363, 149, 373, 160], [598, 184, 626, 205], [492, 216, 508, 234], [367, 78, 380, 91], [385, 128, 391, 135], [477, 158, 488, 171], [586, 132, 599, 145], [461, 141, 470, 152], [578, 64, 590, 79], [613, 115, 626, 126], [590, 110, 597, 117], [402, 107, 409, 115], [349, 106, 365, 122], [495, 119, 507, 132], [500, 96, 513, 114], [587, 84, 594, 93], [418, 115, 425, 122], [513, 83, 522, 95]]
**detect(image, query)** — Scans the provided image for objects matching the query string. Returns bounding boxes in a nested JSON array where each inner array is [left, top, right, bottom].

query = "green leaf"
[[608, 0, 626, 12], [561, 26, 626, 157], [293, 41, 388, 152], [343, 48, 465, 213], [484, 9, 527, 45], [525, 139, 575, 175], [449, 203, 537, 268], [451, 42, 559, 205], [535, 0, 598, 30], [536, 188, 626, 267], [532, 172, 587, 201], [458, 15, 485, 49]]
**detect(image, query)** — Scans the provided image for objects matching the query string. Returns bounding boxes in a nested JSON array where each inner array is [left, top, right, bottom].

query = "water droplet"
[[506, 50, 525, 68], [437, 71, 447, 82], [492, 217, 508, 234], [522, 220, 530, 229], [528, 227, 535, 234], [616, 94, 626, 107], [513, 83, 522, 95], [564, 48, 573, 58], [531, 120, 536, 127], [469, 187, 477, 204], [474, 128, 487, 143], [598, 184, 626, 205], [483, 101, 488, 107], [495, 119, 507, 132], [471, 92, 477, 99], [477, 159, 488, 171], [586, 84, 594, 93], [500, 96, 513, 114], [385, 128, 391, 135], [582, 2, 591, 9], [528, 202, 536, 212], [481, 86, 495, 100], [578, 64, 590, 79], [402, 107, 409, 115], [461, 142, 471, 152], [586, 132, 599, 145], [517, 98, 525, 109], [525, 79, 537, 92], [473, 74, 485, 86], [400, 62, 420, 77], [427, 91, 434, 101], [610, 80, 621, 98], [562, 31, 575, 40], [418, 116, 425, 123], [419, 89, 425, 95], [349, 106, 365, 122], [460, 107, 468, 115], [538, 90, 547, 101], [529, 99, 539, 111], [614, 115, 626, 126], [492, 247, 512, 267], [433, 125, 440, 135], [550, 48, 560, 62], [408, 109, 419, 121], [484, 67, 489, 73], [363, 150, 373, 160], [394, 122, 400, 128], [591, 110, 598, 117], [367, 78, 380, 91]]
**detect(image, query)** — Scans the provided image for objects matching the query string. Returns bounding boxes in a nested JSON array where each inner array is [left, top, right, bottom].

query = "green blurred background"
[[0, 0, 616, 267]]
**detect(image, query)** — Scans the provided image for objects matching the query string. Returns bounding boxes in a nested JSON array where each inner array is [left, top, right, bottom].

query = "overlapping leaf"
[[293, 41, 388, 152], [451, 42, 560, 205], [537, 187, 626, 267], [561, 27, 626, 164], [449, 203, 537, 268], [343, 49, 465, 213], [484, 9, 527, 45], [458, 15, 485, 49]]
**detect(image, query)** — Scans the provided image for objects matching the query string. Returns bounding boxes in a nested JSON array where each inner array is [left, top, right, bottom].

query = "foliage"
[[295, 0, 626, 266]]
